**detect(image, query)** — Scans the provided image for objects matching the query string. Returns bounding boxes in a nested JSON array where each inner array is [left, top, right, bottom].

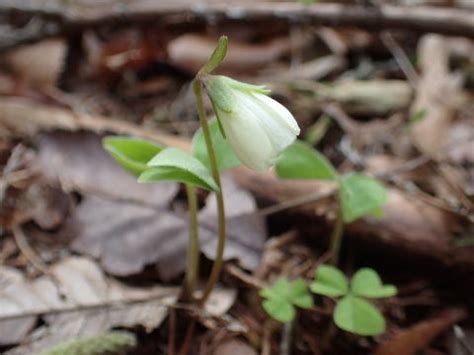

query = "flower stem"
[[329, 204, 344, 266], [183, 183, 199, 302], [192, 78, 226, 305]]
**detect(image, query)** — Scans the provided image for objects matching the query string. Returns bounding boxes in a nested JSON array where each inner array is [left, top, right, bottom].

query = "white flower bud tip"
[[205, 75, 300, 171]]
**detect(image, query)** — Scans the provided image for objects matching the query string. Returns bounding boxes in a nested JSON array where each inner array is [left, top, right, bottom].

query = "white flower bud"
[[205, 75, 300, 170]]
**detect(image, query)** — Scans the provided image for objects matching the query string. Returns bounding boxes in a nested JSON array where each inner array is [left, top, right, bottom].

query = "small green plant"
[[103, 36, 301, 304], [275, 140, 388, 264], [260, 266, 397, 337], [259, 277, 313, 322], [311, 265, 397, 336]]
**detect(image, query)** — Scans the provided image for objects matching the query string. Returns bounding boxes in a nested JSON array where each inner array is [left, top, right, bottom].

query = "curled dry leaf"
[[0, 256, 179, 353]]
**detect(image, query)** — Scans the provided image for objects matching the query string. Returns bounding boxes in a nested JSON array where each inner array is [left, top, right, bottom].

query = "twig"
[[280, 318, 294, 355], [168, 308, 176, 355], [453, 325, 474, 355], [0, 1, 473, 51], [380, 31, 419, 87], [12, 225, 53, 277]]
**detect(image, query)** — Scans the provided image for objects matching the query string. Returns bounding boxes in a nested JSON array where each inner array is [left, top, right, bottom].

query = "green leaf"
[[310, 264, 349, 297], [351, 268, 397, 299], [102, 136, 163, 176], [262, 298, 295, 323], [139, 148, 218, 191], [409, 108, 428, 126], [260, 277, 313, 323], [192, 118, 241, 171], [200, 35, 228, 75], [339, 174, 388, 224], [333, 295, 386, 336], [276, 141, 337, 181], [288, 279, 314, 309]]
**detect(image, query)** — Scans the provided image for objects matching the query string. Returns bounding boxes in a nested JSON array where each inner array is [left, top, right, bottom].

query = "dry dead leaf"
[[73, 176, 266, 280], [167, 34, 294, 73], [72, 196, 189, 280], [0, 256, 178, 353], [374, 308, 467, 355], [199, 175, 266, 270], [411, 34, 463, 155], [37, 131, 178, 206], [3, 39, 66, 87], [213, 338, 257, 355]]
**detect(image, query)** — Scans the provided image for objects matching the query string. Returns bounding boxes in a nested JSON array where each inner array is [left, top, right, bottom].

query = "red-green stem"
[[192, 78, 226, 305], [183, 184, 199, 302]]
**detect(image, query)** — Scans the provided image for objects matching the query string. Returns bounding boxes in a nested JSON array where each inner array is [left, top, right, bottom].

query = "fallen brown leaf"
[[0, 256, 178, 352]]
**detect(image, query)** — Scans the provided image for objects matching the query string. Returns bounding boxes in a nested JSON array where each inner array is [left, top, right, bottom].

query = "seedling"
[[260, 277, 313, 322], [311, 264, 397, 336], [275, 140, 388, 264]]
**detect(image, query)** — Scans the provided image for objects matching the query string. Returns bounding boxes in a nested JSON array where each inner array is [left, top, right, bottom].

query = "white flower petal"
[[206, 75, 301, 171], [217, 106, 274, 170], [234, 91, 299, 154], [253, 93, 300, 135]]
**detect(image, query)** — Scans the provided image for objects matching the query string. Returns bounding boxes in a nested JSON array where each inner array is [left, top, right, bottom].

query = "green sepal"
[[199, 35, 228, 76], [205, 75, 235, 113]]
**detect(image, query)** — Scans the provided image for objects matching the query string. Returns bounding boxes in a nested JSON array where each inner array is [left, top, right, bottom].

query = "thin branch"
[[0, 1, 473, 50]]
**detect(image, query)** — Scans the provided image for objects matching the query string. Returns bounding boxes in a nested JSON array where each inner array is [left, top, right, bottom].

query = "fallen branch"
[[0, 1, 473, 50]]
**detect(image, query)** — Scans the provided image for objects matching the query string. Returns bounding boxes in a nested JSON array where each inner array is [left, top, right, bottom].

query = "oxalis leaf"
[[192, 118, 241, 171], [139, 148, 218, 191], [333, 295, 385, 336], [276, 140, 338, 181], [260, 278, 313, 323], [351, 268, 397, 299], [339, 174, 387, 223], [310, 264, 349, 297], [102, 136, 163, 176]]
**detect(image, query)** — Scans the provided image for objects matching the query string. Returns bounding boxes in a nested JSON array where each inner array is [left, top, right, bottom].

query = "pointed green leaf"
[[333, 295, 386, 336], [200, 35, 228, 75], [276, 141, 337, 181], [192, 118, 241, 171], [139, 148, 218, 191], [339, 174, 387, 223], [310, 264, 349, 297], [351, 268, 397, 299], [102, 136, 162, 176], [262, 298, 295, 323]]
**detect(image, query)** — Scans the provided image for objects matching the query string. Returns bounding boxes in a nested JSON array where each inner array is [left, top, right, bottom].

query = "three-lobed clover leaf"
[[351, 268, 397, 298], [339, 174, 387, 224], [310, 264, 397, 336], [310, 264, 348, 297], [276, 140, 338, 181], [260, 277, 313, 323], [102, 136, 163, 176], [192, 118, 241, 172], [139, 147, 219, 191], [334, 295, 386, 336]]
